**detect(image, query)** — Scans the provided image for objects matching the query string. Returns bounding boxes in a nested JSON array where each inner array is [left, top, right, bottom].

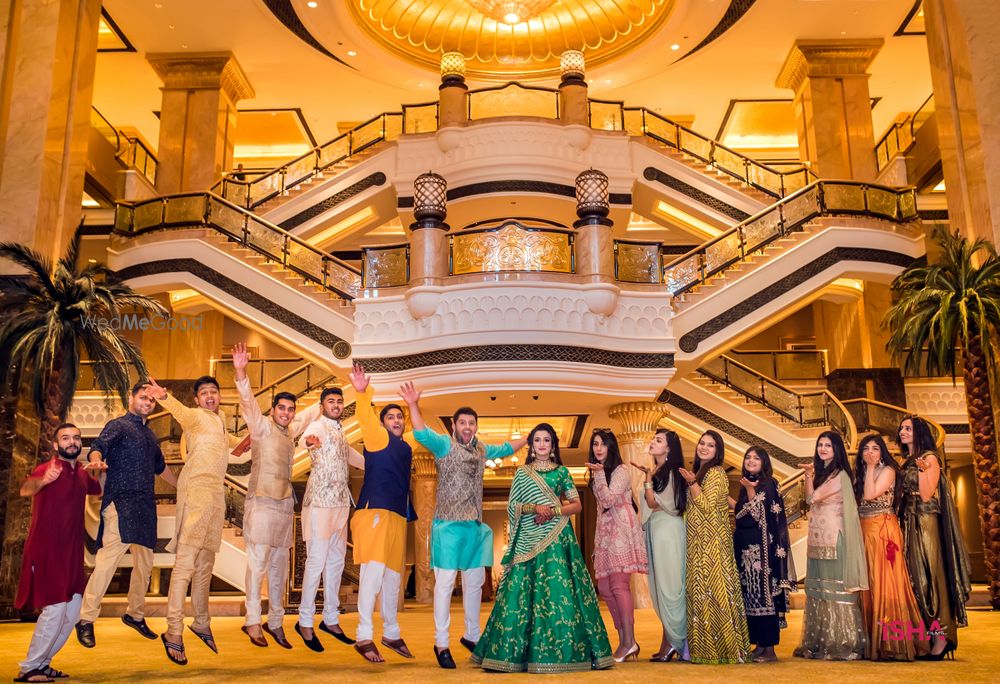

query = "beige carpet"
[[2, 604, 998, 682]]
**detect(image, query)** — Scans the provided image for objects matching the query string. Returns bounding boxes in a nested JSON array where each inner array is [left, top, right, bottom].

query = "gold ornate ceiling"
[[349, 0, 675, 81]]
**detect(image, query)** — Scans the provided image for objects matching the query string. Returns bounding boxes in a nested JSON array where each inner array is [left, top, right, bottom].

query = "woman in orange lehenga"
[[853, 435, 927, 661]]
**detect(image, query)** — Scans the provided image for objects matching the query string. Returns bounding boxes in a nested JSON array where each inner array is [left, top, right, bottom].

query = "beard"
[[57, 444, 81, 460]]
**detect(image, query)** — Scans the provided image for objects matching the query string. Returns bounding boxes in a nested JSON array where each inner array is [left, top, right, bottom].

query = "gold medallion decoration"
[[350, 0, 675, 80], [451, 222, 573, 274]]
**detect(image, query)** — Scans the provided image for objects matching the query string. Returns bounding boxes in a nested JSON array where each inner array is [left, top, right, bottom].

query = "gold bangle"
[[554, 504, 562, 516], [643, 482, 653, 490], [521, 503, 536, 514]]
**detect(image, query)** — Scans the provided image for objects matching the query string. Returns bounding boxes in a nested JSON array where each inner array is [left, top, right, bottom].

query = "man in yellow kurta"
[[147, 375, 241, 666]]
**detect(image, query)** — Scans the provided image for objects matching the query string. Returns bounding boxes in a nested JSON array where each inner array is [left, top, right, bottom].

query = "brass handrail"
[[840, 398, 946, 452], [874, 95, 934, 173], [622, 106, 816, 198], [212, 111, 406, 209], [699, 353, 858, 449], [114, 192, 362, 299], [662, 180, 918, 295], [727, 349, 828, 380]]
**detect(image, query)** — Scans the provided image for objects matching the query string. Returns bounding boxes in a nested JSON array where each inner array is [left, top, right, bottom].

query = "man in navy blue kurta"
[[76, 382, 177, 647]]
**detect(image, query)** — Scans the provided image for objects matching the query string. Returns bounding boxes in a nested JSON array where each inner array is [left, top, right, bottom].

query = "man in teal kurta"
[[400, 382, 526, 669]]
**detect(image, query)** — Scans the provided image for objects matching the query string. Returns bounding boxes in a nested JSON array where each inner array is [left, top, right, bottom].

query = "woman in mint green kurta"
[[472, 423, 613, 673]]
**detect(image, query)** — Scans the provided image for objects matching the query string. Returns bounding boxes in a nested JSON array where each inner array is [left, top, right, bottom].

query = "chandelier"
[[467, 0, 556, 25]]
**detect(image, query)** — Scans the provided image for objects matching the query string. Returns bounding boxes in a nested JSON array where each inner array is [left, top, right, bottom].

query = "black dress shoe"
[[263, 624, 292, 649], [460, 637, 478, 653], [294, 622, 325, 653], [319, 622, 356, 645], [75, 621, 96, 648], [121, 614, 158, 640], [435, 646, 457, 669]]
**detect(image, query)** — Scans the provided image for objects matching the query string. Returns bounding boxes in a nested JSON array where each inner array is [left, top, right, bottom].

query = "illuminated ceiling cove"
[[348, 0, 675, 80]]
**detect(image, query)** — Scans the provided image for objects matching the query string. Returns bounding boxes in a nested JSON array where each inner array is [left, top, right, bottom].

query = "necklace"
[[530, 459, 557, 472]]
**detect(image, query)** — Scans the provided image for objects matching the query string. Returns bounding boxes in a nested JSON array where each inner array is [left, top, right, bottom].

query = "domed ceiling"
[[348, 0, 676, 80]]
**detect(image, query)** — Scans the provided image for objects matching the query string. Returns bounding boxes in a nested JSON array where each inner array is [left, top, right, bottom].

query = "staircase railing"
[[728, 349, 828, 380], [662, 180, 918, 296], [214, 111, 405, 209], [779, 472, 807, 524], [874, 95, 934, 173], [219, 361, 337, 435], [623, 107, 816, 198], [210, 356, 305, 390], [114, 192, 362, 299], [841, 398, 946, 453], [699, 354, 858, 448]]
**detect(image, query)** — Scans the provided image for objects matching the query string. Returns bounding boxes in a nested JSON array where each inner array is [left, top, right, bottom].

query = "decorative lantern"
[[440, 52, 466, 86], [574, 168, 610, 224], [412, 171, 448, 228], [560, 50, 585, 84]]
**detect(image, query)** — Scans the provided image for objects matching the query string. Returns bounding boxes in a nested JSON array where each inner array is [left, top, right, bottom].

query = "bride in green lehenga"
[[472, 423, 614, 673]]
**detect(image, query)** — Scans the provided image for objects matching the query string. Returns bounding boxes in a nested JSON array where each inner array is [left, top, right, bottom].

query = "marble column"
[[408, 225, 449, 284], [608, 401, 669, 610], [0, 0, 102, 264], [411, 450, 437, 604], [923, 0, 1000, 244], [776, 39, 883, 181], [146, 52, 254, 193]]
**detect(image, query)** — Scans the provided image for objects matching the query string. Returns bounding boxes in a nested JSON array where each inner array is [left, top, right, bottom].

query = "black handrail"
[[115, 192, 362, 299], [662, 180, 918, 295]]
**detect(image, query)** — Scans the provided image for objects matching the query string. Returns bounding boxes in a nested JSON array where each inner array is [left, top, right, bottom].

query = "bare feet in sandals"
[[381, 637, 414, 658], [355, 639, 385, 663]]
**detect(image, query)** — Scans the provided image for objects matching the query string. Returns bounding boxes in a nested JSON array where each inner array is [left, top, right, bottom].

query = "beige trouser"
[[80, 503, 155, 622], [166, 543, 216, 635]]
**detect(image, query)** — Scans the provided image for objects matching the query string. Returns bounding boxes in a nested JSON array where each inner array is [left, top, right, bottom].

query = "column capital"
[[608, 401, 668, 445], [147, 51, 255, 102], [411, 449, 437, 478], [776, 38, 884, 92]]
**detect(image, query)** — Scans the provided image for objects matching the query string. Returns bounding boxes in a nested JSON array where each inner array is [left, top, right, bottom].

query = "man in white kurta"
[[295, 386, 363, 651], [231, 343, 321, 648]]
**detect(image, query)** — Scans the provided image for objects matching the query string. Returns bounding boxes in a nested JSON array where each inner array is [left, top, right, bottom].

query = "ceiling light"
[[180, 43, 188, 48], [670, 43, 680, 51], [307, 1, 318, 7], [346, 50, 357, 57], [154, 2, 162, 7], [468, 0, 556, 26], [604, 79, 612, 84]]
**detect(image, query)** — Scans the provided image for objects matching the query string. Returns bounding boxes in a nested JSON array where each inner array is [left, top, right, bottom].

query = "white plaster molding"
[[354, 280, 674, 357], [904, 380, 969, 424]]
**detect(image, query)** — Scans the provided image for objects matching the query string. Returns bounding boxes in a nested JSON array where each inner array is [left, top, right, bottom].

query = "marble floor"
[[2, 604, 998, 683]]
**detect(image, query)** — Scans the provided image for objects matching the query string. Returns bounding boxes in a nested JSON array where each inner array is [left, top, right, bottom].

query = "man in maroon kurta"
[[15, 423, 101, 683]]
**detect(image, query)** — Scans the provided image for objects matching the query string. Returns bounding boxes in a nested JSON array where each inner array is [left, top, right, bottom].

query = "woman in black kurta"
[[733, 446, 794, 662]]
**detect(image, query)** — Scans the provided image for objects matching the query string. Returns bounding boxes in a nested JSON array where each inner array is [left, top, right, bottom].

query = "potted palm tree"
[[884, 225, 1000, 609], [0, 229, 166, 616]]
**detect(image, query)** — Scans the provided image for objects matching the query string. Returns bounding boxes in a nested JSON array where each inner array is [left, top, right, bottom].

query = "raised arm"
[[400, 381, 452, 458], [399, 381, 426, 431], [147, 377, 201, 432], [350, 362, 388, 451], [232, 343, 268, 440]]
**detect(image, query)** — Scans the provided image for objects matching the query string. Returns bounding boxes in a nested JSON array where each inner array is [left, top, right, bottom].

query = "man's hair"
[[193, 376, 220, 394], [320, 386, 344, 402], [452, 406, 478, 424], [380, 403, 403, 422], [55, 422, 79, 436], [272, 391, 297, 408]]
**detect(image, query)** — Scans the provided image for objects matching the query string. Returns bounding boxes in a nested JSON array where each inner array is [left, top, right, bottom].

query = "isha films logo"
[[880, 619, 946, 641], [81, 312, 204, 332]]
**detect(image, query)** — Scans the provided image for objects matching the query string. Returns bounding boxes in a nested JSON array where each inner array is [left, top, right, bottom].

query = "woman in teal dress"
[[472, 423, 614, 673]]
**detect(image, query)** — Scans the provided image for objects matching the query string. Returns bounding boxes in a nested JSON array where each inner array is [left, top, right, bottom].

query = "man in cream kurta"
[[295, 386, 364, 650], [147, 376, 240, 665], [231, 343, 322, 648]]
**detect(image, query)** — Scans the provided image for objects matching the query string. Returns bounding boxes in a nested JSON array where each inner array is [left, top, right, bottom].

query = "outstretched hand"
[[399, 381, 420, 405], [678, 467, 696, 485], [349, 362, 370, 393], [630, 462, 650, 475], [146, 377, 168, 401], [231, 342, 250, 372]]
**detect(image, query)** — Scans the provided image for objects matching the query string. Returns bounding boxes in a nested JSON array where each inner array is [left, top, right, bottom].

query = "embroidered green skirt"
[[471, 523, 614, 673]]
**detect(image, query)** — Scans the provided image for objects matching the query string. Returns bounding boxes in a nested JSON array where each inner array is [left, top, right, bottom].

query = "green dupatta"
[[502, 465, 571, 571]]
